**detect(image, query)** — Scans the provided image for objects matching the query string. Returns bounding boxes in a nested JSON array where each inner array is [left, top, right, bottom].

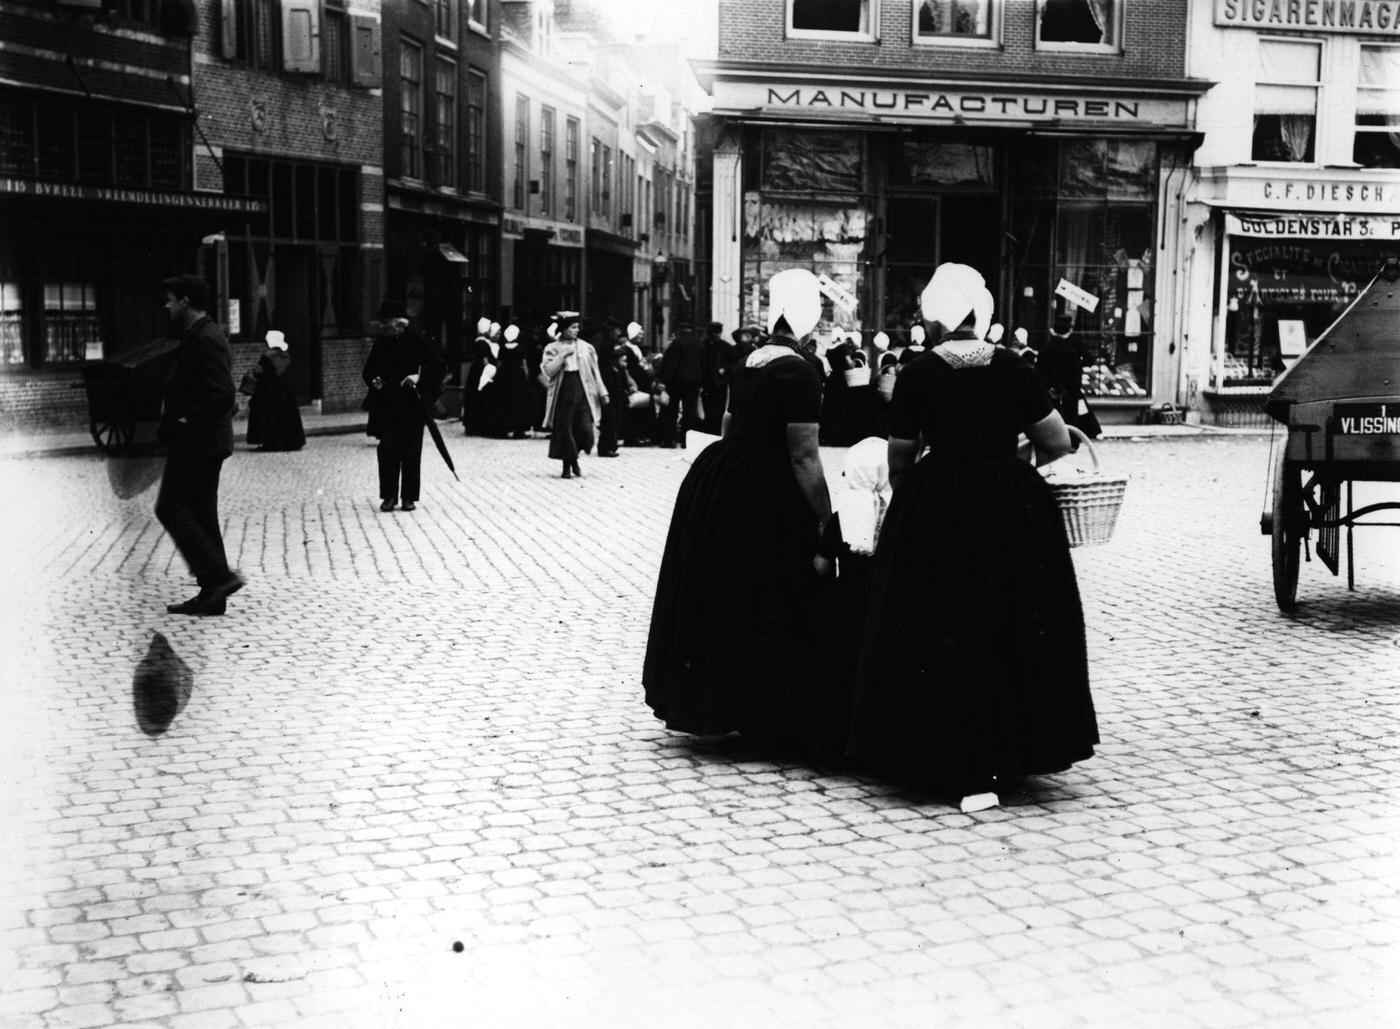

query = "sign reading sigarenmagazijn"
[[1216, 0, 1400, 35]]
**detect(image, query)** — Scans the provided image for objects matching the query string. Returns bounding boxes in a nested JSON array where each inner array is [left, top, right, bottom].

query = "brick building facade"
[[699, 0, 1211, 419]]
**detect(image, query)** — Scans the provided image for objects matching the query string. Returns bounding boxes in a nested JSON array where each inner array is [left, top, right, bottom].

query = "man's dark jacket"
[[159, 315, 235, 457], [361, 328, 446, 438]]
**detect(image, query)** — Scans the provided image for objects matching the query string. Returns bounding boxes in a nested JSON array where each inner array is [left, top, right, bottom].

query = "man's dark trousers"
[[378, 418, 425, 503], [155, 455, 231, 589]]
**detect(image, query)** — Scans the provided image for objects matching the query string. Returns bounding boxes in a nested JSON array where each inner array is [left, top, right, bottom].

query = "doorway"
[[272, 245, 318, 402], [879, 194, 1003, 330]]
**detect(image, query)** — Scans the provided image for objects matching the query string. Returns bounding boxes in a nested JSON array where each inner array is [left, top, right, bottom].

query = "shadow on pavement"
[[133, 631, 192, 736]]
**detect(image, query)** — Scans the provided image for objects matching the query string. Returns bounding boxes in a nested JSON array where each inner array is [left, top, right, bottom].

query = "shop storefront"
[[703, 72, 1207, 416], [1196, 169, 1400, 425], [503, 214, 583, 329], [584, 229, 640, 324]]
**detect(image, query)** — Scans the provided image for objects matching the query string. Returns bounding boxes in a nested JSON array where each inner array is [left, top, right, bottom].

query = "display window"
[[1218, 237, 1377, 388], [1009, 138, 1159, 398]]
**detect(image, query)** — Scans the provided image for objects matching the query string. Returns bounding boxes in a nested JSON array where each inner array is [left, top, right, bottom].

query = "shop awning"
[[438, 242, 469, 263], [1226, 211, 1400, 241]]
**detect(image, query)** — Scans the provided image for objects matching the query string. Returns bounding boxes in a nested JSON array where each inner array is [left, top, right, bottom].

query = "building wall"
[[718, 0, 1189, 80]]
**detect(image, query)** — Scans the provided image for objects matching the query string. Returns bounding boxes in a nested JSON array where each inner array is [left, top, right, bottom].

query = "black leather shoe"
[[203, 572, 245, 604], [561, 468, 573, 479], [380, 500, 396, 512], [166, 595, 226, 616], [401, 501, 416, 512], [570, 462, 582, 477]]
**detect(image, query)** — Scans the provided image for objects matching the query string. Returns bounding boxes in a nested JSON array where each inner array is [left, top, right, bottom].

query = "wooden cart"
[[74, 338, 180, 455], [1261, 262, 1400, 611]]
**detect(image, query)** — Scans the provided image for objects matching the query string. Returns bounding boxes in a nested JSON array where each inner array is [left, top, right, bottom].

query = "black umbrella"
[[407, 383, 459, 481]]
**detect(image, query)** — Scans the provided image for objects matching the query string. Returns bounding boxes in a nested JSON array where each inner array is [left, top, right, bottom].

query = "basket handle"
[[1065, 424, 1100, 472]]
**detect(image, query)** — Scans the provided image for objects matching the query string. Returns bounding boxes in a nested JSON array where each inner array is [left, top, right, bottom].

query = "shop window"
[[466, 70, 486, 193], [1252, 39, 1319, 163], [889, 141, 995, 188], [762, 129, 863, 193], [915, 0, 995, 44], [401, 38, 423, 180], [1354, 45, 1400, 169], [788, 0, 873, 39], [1, 281, 23, 366], [1037, 0, 1119, 51], [43, 282, 101, 365], [432, 57, 458, 189]]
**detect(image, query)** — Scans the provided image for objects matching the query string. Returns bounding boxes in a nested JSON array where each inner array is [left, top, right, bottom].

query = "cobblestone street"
[[2, 431, 1398, 1028]]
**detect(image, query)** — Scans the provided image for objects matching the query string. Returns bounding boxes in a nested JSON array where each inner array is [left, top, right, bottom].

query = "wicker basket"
[[842, 355, 871, 388], [1042, 426, 1127, 547]]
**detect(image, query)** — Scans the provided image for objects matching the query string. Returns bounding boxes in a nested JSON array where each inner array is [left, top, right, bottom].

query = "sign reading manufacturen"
[[1215, 0, 1400, 34], [1227, 212, 1400, 239], [0, 177, 266, 213], [711, 80, 1190, 126]]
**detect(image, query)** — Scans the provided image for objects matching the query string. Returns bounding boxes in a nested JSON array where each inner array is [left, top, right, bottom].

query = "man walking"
[[657, 322, 705, 447], [155, 274, 243, 616], [362, 299, 446, 512]]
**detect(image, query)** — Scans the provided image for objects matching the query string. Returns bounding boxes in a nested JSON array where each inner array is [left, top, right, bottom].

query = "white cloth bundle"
[[478, 364, 496, 390], [835, 436, 890, 556]]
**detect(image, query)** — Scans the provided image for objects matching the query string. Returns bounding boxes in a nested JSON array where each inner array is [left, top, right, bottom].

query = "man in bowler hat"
[[155, 274, 244, 616], [362, 299, 446, 512]]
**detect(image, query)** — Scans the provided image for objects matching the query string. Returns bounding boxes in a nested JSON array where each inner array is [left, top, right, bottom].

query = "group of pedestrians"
[[643, 263, 1099, 813]]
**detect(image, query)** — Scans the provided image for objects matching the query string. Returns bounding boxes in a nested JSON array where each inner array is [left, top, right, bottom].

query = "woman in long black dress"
[[243, 329, 305, 451], [644, 269, 832, 739], [847, 263, 1096, 813], [491, 323, 533, 439], [541, 312, 608, 479]]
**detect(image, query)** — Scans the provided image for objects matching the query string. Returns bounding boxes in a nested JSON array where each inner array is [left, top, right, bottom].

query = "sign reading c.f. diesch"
[[1216, 0, 1400, 35], [711, 80, 1190, 127]]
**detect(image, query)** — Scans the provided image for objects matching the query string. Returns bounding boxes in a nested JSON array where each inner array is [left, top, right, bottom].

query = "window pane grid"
[[466, 71, 485, 193], [401, 41, 423, 179], [565, 118, 579, 221], [540, 106, 555, 217], [434, 58, 457, 187]]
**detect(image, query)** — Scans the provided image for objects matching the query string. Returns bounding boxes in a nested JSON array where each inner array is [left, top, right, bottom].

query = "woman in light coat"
[[541, 312, 609, 479]]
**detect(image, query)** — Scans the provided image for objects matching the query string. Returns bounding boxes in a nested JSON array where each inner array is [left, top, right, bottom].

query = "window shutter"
[[350, 14, 382, 89], [220, 0, 237, 59], [281, 0, 321, 74]]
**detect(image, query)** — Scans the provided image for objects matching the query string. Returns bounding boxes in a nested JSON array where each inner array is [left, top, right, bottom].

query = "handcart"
[[1260, 261, 1400, 611], [74, 338, 180, 455]]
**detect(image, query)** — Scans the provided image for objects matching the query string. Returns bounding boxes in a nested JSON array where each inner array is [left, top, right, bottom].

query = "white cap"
[[476, 317, 491, 335], [909, 325, 926, 345], [503, 324, 519, 343], [843, 436, 890, 493], [987, 323, 1004, 343], [872, 331, 889, 351], [546, 321, 559, 340], [489, 321, 501, 337], [920, 262, 994, 338], [626, 320, 643, 340], [766, 269, 823, 339], [1014, 327, 1029, 346], [264, 329, 287, 351]]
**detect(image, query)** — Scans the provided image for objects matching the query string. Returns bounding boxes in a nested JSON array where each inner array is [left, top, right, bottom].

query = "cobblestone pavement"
[[1, 431, 1398, 1029]]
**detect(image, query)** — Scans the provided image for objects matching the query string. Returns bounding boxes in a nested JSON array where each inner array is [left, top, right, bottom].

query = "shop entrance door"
[[879, 194, 1002, 331]]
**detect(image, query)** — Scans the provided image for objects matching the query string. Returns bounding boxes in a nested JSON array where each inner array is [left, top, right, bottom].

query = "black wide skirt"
[[643, 437, 819, 737], [847, 455, 1098, 787]]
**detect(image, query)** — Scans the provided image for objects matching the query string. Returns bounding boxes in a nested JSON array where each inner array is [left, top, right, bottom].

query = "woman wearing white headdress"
[[846, 262, 1096, 814], [461, 315, 496, 435], [644, 269, 833, 742], [242, 329, 305, 451], [488, 323, 533, 439]]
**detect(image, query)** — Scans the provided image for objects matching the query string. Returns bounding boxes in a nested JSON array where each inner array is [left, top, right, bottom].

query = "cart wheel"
[[91, 416, 135, 456], [1271, 459, 1302, 612]]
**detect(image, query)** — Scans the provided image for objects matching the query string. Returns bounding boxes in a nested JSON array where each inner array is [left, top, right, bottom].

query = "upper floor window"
[[565, 117, 580, 221], [787, 0, 874, 41], [1355, 45, 1400, 169], [432, 57, 457, 188], [323, 0, 349, 83], [915, 0, 996, 44], [540, 106, 556, 217], [465, 69, 486, 192], [401, 38, 424, 179], [435, 0, 456, 41], [513, 95, 529, 210], [1252, 38, 1320, 163], [466, 0, 488, 34], [1037, 0, 1120, 52]]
